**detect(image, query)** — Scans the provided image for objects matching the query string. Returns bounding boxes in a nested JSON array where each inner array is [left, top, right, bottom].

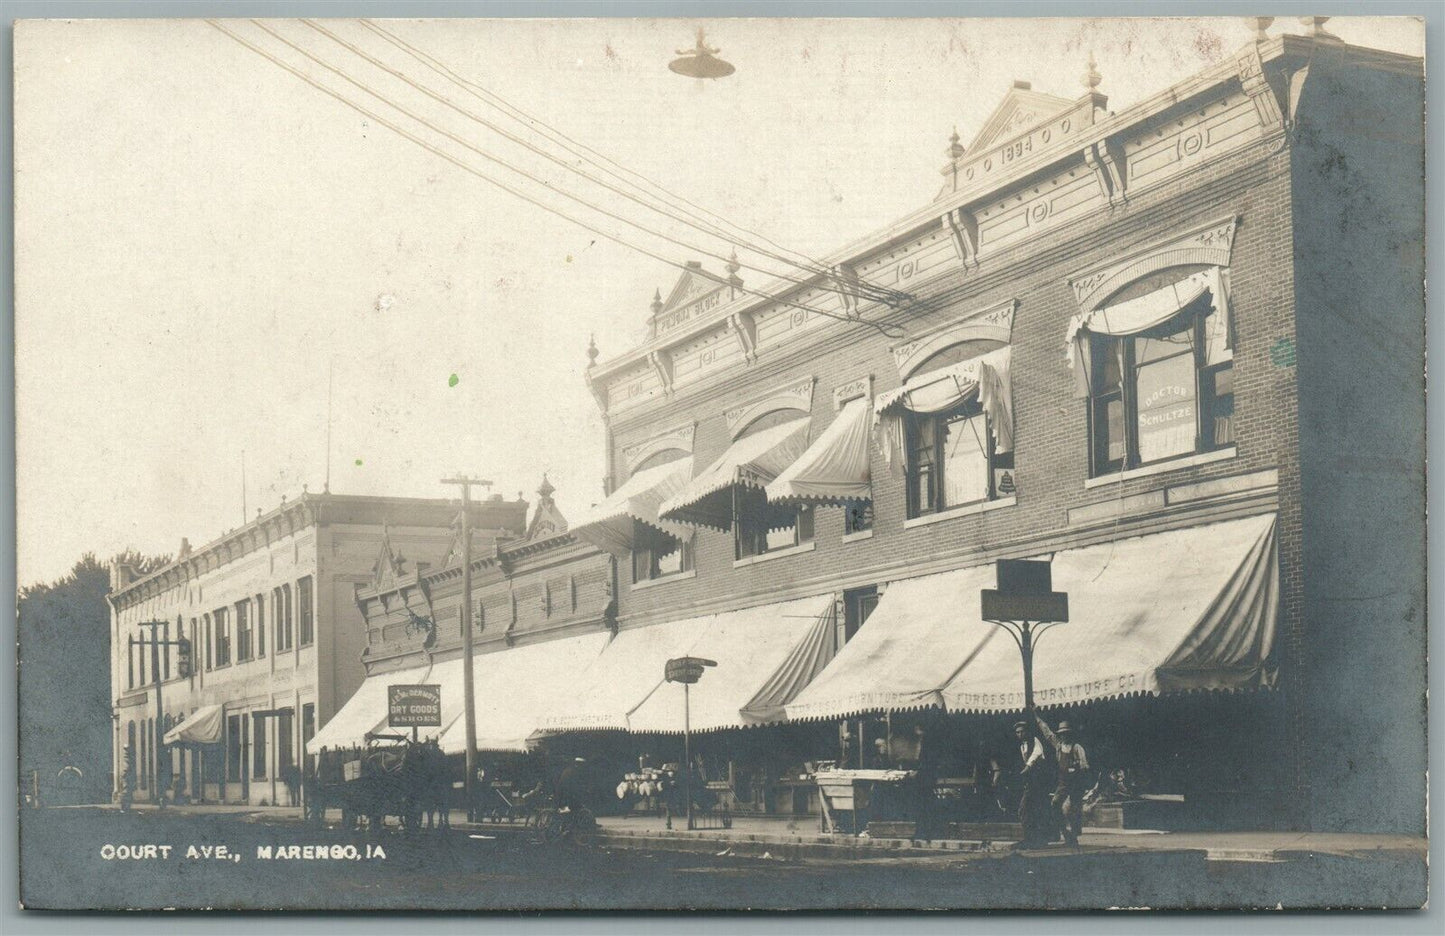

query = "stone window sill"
[[733, 540, 817, 568], [903, 496, 1018, 530], [1084, 446, 1237, 489], [841, 529, 875, 544], [630, 569, 697, 591]]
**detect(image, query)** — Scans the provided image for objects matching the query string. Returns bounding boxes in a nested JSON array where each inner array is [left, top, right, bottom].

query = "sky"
[[13, 15, 1423, 587]]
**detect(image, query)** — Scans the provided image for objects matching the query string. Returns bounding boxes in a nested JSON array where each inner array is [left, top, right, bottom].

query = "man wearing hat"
[[1013, 720, 1053, 847], [1036, 715, 1090, 846]]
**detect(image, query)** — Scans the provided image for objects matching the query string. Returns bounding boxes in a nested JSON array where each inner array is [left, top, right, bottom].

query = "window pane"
[[1210, 366, 1235, 446], [1136, 352, 1197, 462], [1203, 303, 1230, 364], [940, 414, 990, 507], [1135, 329, 1194, 364], [764, 522, 798, 551], [655, 542, 684, 576], [1106, 397, 1126, 464]]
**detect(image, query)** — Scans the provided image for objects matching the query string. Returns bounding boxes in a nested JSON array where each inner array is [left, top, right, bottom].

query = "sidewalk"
[[583, 813, 1427, 865]]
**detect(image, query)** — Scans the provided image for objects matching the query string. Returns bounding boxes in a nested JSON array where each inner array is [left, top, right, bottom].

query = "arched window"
[[1084, 266, 1233, 476]]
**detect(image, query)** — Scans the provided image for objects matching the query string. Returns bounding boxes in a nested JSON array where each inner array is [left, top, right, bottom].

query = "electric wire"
[[355, 17, 910, 306], [208, 19, 905, 340], [306, 18, 908, 308]]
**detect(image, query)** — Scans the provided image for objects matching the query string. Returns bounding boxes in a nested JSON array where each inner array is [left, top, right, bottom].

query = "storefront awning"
[[658, 416, 812, 530], [765, 399, 872, 506], [943, 513, 1278, 712], [435, 631, 612, 754], [784, 565, 1002, 721], [569, 457, 695, 554], [541, 594, 838, 734], [163, 703, 225, 745], [786, 514, 1278, 722], [626, 595, 838, 732], [305, 661, 433, 755]]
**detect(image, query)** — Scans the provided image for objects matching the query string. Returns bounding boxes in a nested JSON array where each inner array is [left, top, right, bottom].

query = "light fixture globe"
[[669, 28, 735, 79]]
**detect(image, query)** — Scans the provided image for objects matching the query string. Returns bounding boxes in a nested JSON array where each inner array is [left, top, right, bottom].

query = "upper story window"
[[254, 595, 265, 659], [632, 521, 693, 582], [213, 607, 231, 668], [906, 399, 1014, 517], [297, 576, 315, 646], [235, 599, 252, 662], [736, 488, 814, 559], [203, 613, 213, 671], [876, 343, 1014, 521], [1082, 268, 1233, 477], [274, 585, 294, 652]]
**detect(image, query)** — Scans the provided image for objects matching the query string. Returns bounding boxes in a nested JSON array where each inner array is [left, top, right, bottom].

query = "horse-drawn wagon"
[[305, 734, 453, 834]]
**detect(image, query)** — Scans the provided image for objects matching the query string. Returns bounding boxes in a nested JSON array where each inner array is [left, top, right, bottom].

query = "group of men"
[[1014, 713, 1090, 847]]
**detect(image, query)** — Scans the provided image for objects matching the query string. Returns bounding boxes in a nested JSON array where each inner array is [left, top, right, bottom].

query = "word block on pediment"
[[1069, 215, 1239, 312], [725, 377, 815, 439]]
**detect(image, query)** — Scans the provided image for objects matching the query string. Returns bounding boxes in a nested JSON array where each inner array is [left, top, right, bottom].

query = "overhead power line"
[[207, 19, 905, 340], [309, 18, 908, 308], [248, 18, 892, 307]]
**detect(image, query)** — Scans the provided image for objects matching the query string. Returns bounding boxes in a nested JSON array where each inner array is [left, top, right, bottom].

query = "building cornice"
[[586, 36, 1419, 405]]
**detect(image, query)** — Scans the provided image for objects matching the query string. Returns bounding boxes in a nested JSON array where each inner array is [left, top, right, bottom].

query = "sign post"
[[979, 559, 1069, 727], [664, 657, 716, 831], [441, 476, 492, 820]]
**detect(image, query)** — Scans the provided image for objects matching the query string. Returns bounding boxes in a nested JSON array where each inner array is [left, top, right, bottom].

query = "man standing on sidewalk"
[[1036, 715, 1090, 846], [1013, 721, 1053, 847]]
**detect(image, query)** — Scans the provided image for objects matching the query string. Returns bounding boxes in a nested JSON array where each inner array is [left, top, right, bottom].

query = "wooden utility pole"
[[441, 476, 492, 820]]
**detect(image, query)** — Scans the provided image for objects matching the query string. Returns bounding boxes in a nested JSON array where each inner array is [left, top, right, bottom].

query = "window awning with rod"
[[874, 345, 1014, 462], [1065, 267, 1228, 396], [765, 398, 873, 506], [539, 594, 838, 735], [163, 703, 225, 745], [786, 513, 1278, 721], [569, 456, 695, 553], [658, 416, 812, 531]]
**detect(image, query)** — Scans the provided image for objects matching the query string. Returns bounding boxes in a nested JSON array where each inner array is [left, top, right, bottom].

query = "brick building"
[[108, 491, 527, 806], [327, 30, 1423, 833]]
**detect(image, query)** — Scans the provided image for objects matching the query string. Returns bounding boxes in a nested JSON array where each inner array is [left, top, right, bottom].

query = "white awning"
[[305, 662, 433, 755], [435, 631, 612, 754], [658, 416, 812, 530], [569, 457, 695, 554], [1065, 267, 1227, 396], [163, 703, 224, 745], [784, 565, 1002, 721], [765, 399, 872, 506], [875, 345, 1014, 460], [626, 595, 838, 732], [943, 514, 1278, 712], [786, 514, 1278, 722], [541, 594, 838, 734]]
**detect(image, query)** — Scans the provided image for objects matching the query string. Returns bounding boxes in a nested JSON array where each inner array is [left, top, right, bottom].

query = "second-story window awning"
[[765, 397, 873, 506], [874, 345, 1014, 463], [658, 416, 813, 531], [569, 456, 695, 554], [1065, 267, 1228, 396]]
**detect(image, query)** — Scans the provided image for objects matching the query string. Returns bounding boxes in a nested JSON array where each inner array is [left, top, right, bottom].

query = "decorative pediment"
[[371, 527, 408, 590], [725, 377, 815, 439], [890, 300, 1017, 380], [650, 263, 731, 340], [1069, 216, 1240, 312], [966, 82, 1075, 154], [622, 422, 696, 473]]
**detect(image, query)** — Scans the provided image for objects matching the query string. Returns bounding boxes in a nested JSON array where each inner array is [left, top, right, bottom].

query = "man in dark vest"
[[1013, 720, 1054, 847]]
